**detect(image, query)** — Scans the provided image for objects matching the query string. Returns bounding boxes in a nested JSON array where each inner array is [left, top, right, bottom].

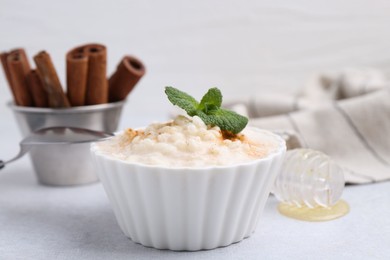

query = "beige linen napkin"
[[228, 69, 390, 184]]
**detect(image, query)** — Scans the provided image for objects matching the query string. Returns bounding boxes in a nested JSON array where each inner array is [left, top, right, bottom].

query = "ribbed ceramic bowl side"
[[91, 144, 285, 251]]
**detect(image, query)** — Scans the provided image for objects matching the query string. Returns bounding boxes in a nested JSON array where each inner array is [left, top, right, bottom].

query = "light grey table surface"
[[1, 151, 390, 260], [0, 111, 389, 260]]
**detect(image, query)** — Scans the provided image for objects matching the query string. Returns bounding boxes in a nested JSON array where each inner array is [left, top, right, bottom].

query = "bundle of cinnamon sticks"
[[0, 43, 145, 108]]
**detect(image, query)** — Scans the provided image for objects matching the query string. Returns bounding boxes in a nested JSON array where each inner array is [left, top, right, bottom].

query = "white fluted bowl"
[[91, 129, 286, 251]]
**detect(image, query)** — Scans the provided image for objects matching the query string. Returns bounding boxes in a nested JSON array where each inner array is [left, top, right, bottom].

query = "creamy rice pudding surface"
[[96, 115, 278, 167]]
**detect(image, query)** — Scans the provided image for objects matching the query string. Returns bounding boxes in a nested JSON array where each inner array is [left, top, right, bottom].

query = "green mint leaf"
[[198, 87, 222, 113], [196, 108, 248, 134], [165, 86, 199, 116], [165, 86, 249, 134]]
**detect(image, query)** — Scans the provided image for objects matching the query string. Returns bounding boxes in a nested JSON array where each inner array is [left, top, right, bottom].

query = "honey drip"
[[278, 200, 349, 222]]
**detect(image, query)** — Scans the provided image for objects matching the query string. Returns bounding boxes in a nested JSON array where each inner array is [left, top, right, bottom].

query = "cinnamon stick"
[[10, 48, 31, 72], [66, 48, 88, 106], [27, 69, 48, 107], [84, 44, 108, 105], [34, 51, 70, 108], [109, 56, 145, 102], [6, 51, 33, 106], [0, 52, 16, 100]]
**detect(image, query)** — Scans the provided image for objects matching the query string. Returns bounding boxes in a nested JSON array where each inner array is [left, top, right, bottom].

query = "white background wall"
[[1, 0, 390, 130]]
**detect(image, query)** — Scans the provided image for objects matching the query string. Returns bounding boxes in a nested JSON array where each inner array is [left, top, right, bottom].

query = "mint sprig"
[[165, 87, 248, 134]]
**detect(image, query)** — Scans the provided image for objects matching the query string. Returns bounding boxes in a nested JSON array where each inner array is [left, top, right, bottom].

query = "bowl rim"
[[91, 127, 286, 171]]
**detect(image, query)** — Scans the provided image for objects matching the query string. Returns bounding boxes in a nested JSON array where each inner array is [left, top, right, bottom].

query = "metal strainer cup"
[[8, 101, 125, 186]]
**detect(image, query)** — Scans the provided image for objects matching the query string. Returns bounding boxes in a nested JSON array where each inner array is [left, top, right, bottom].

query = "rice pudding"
[[96, 115, 279, 167]]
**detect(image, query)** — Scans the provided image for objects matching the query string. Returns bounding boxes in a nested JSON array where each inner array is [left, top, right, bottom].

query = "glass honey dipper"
[[272, 148, 350, 221]]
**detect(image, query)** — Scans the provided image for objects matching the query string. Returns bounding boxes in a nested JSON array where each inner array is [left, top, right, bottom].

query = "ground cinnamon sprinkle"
[[119, 128, 142, 147], [220, 129, 245, 141]]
